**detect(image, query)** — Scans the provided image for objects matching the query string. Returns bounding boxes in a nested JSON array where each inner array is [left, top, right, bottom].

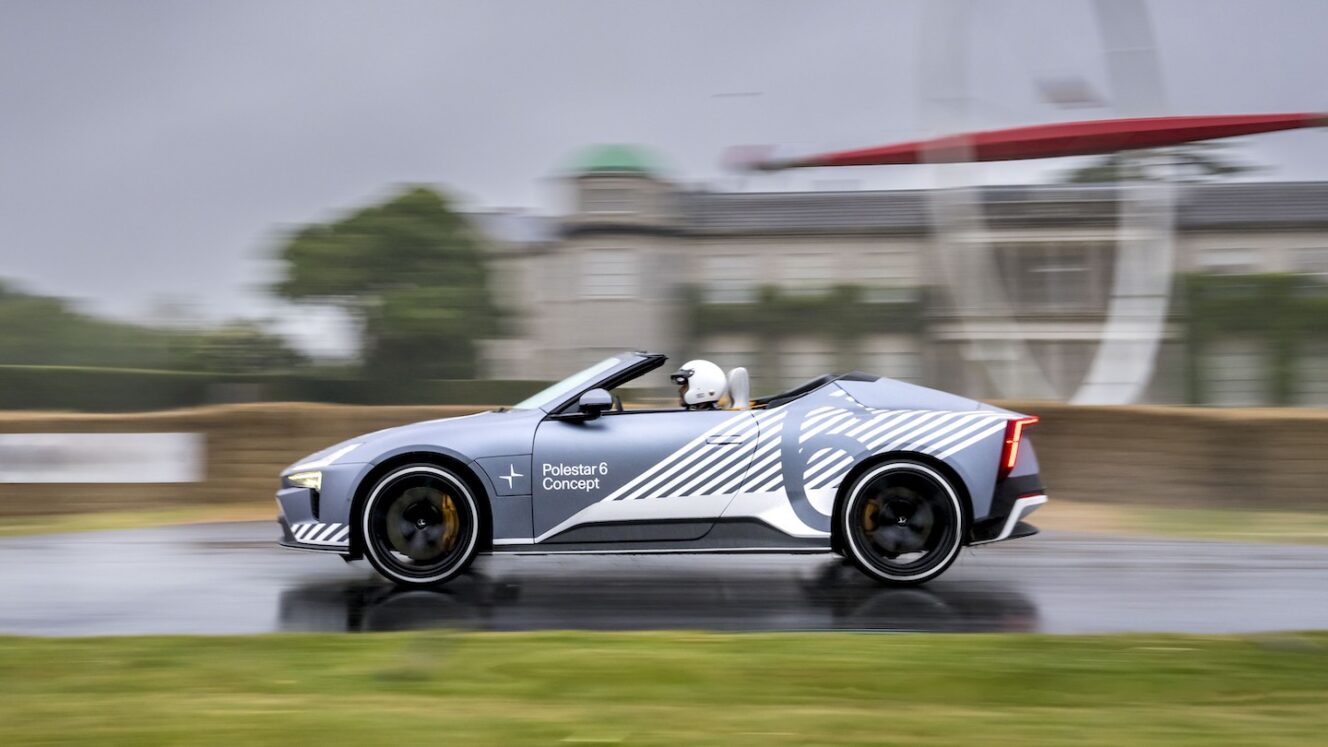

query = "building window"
[[780, 253, 833, 296], [582, 249, 638, 299], [580, 184, 635, 214], [701, 255, 757, 303], [997, 242, 1106, 312], [1200, 247, 1258, 274]]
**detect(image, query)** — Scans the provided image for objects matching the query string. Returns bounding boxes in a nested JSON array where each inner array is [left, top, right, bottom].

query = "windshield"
[[512, 356, 621, 411]]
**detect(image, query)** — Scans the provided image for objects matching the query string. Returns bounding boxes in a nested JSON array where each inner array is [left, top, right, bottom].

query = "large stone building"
[[477, 145, 1328, 406]]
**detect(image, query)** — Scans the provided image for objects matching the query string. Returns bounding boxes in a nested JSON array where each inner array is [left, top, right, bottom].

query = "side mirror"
[[564, 388, 613, 421], [577, 388, 614, 420]]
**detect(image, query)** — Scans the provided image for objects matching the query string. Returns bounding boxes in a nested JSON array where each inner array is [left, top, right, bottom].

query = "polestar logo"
[[500, 464, 523, 489]]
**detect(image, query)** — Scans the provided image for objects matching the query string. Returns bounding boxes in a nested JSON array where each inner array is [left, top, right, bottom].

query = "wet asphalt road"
[[2, 522, 1327, 636]]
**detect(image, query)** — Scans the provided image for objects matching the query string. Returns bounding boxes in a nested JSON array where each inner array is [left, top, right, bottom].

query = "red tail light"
[[999, 416, 1039, 480]]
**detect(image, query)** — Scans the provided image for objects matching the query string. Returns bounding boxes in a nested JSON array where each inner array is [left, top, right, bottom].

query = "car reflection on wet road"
[[3, 522, 1328, 636], [277, 561, 1040, 633]]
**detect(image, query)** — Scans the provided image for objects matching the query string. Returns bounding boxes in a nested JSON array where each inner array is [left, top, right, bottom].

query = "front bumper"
[[275, 461, 368, 553], [278, 513, 352, 552]]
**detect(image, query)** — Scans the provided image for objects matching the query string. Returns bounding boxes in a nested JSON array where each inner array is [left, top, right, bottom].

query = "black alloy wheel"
[[841, 460, 964, 585], [360, 465, 480, 587]]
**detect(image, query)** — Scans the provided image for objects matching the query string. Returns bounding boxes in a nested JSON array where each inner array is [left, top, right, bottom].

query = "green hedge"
[[1182, 273, 1328, 405], [0, 365, 548, 412]]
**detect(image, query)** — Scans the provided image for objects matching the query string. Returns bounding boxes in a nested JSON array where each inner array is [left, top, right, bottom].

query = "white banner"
[[0, 433, 204, 483]]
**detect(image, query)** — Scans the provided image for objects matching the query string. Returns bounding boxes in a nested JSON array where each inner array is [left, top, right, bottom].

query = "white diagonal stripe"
[[798, 407, 842, 428], [802, 447, 840, 477], [709, 422, 787, 493], [809, 455, 855, 489], [709, 433, 786, 495], [618, 408, 786, 501], [864, 411, 948, 450], [740, 453, 782, 491], [798, 410, 855, 442], [935, 422, 1007, 459], [600, 412, 754, 501], [749, 463, 786, 492], [902, 412, 992, 451], [608, 409, 764, 497], [670, 409, 787, 497], [846, 409, 914, 439], [802, 448, 851, 485], [858, 410, 935, 445], [630, 416, 764, 500], [823, 413, 865, 436], [668, 435, 764, 497], [878, 411, 968, 452], [923, 416, 1001, 454]]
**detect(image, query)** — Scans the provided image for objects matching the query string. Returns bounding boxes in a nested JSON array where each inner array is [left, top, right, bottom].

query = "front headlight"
[[286, 471, 322, 491]]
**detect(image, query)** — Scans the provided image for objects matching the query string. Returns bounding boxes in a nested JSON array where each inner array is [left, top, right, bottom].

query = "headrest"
[[726, 367, 750, 410]]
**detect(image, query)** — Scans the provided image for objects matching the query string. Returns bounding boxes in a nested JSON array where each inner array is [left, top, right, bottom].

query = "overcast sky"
[[3, 0, 1327, 327]]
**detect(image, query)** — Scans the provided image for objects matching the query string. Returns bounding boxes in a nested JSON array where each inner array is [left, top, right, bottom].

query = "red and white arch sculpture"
[[740, 113, 1328, 172], [736, 111, 1327, 403]]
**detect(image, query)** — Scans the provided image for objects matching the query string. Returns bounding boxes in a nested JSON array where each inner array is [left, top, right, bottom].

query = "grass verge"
[[1037, 501, 1328, 546], [0, 631, 1324, 745]]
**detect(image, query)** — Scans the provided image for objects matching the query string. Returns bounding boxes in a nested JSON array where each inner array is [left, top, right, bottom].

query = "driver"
[[670, 359, 727, 410]]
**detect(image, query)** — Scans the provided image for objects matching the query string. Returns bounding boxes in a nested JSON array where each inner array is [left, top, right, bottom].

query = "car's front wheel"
[[360, 464, 480, 588], [840, 460, 965, 586]]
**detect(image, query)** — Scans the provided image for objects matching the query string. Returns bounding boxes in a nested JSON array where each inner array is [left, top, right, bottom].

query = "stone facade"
[[477, 146, 1328, 405]]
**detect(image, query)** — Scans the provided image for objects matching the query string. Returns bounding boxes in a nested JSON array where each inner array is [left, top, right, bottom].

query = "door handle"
[[705, 434, 747, 446]]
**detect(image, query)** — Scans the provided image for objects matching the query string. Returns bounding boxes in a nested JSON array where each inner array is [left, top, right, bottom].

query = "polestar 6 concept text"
[[277, 352, 1047, 587]]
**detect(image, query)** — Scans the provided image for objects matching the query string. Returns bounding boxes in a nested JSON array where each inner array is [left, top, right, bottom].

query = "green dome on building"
[[566, 144, 664, 176]]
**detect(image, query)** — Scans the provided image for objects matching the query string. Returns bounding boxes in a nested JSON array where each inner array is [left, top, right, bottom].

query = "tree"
[[0, 279, 304, 373], [173, 322, 308, 374], [274, 186, 499, 380], [1057, 142, 1260, 183]]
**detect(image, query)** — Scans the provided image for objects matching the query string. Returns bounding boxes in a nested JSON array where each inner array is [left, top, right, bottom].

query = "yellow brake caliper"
[[441, 494, 460, 551]]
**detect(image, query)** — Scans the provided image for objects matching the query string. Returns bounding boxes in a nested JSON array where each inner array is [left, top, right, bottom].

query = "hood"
[[282, 408, 541, 474]]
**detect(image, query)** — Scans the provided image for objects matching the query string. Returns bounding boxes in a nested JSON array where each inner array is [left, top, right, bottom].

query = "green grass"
[[0, 631, 1325, 745], [1132, 505, 1328, 545], [1034, 501, 1328, 547]]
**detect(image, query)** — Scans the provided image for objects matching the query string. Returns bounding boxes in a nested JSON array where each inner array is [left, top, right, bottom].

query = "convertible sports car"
[[277, 351, 1047, 587]]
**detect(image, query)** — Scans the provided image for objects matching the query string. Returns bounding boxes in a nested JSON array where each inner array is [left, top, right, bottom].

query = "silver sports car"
[[277, 351, 1047, 587]]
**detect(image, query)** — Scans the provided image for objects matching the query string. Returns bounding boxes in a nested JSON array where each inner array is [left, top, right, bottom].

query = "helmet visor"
[[669, 368, 693, 386]]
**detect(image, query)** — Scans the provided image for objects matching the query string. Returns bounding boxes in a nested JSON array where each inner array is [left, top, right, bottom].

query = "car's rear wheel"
[[840, 460, 964, 586], [360, 464, 480, 588]]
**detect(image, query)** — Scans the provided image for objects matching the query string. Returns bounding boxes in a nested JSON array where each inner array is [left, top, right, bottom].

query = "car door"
[[531, 409, 759, 543]]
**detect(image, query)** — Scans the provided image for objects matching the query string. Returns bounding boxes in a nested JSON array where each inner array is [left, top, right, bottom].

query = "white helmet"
[[670, 359, 727, 408]]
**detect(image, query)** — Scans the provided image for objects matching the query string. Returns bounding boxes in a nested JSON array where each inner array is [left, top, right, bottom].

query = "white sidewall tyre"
[[841, 461, 964, 584], [361, 465, 481, 586]]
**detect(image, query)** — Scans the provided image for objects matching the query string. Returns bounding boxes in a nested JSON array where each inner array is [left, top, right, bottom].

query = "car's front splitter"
[[277, 514, 351, 553]]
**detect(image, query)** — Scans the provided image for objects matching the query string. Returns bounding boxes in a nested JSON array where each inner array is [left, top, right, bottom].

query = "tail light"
[[999, 416, 1039, 480]]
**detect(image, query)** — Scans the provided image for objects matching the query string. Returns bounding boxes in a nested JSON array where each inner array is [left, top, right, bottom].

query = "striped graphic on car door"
[[738, 406, 1008, 493]]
